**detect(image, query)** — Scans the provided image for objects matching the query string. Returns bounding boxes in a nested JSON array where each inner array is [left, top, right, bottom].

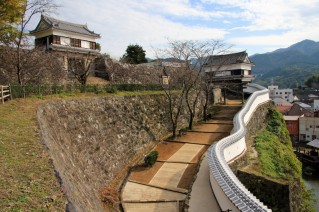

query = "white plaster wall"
[[204, 63, 252, 72], [224, 138, 246, 162], [53, 29, 97, 42], [81, 40, 90, 49]]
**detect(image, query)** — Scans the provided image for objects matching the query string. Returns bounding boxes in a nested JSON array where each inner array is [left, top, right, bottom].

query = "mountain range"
[[251, 39, 319, 88]]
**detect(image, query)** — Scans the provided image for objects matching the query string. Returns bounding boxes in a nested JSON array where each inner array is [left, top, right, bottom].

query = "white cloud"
[[48, 0, 227, 58], [27, 0, 319, 58]]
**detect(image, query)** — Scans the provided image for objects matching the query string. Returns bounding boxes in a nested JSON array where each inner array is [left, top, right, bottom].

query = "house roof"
[[204, 51, 254, 67], [273, 97, 292, 106], [308, 94, 319, 98], [295, 102, 312, 108], [307, 139, 319, 149], [30, 15, 100, 38], [277, 106, 292, 113]]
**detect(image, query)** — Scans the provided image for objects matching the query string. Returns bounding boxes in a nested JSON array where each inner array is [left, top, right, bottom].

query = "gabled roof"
[[204, 51, 254, 67], [30, 15, 100, 38], [273, 97, 292, 106], [295, 102, 312, 108]]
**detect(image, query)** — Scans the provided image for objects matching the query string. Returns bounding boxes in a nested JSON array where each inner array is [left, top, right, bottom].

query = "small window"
[[71, 38, 81, 47], [310, 125, 313, 128], [52, 35, 60, 44], [316, 126, 319, 128]]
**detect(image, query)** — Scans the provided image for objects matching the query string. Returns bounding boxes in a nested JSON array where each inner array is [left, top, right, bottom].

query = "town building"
[[284, 115, 299, 143], [268, 85, 294, 103], [299, 117, 319, 142]]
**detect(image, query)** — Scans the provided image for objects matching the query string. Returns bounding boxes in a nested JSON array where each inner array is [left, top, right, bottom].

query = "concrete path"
[[188, 155, 220, 212], [122, 101, 241, 211]]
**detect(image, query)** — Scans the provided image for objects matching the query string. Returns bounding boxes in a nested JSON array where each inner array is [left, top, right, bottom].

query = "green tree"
[[121, 44, 147, 64], [0, 0, 25, 44]]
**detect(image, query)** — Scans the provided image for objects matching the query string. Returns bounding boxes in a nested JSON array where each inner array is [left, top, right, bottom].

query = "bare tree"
[[12, 0, 58, 85], [158, 39, 232, 131], [67, 52, 94, 85], [0, 46, 64, 85]]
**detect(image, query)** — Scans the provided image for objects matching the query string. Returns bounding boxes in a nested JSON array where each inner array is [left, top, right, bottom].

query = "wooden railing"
[[0, 85, 12, 104]]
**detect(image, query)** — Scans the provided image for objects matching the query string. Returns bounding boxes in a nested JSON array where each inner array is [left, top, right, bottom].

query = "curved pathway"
[[122, 101, 241, 211]]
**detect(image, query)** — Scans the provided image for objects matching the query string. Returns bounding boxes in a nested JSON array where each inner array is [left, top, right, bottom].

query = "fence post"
[[9, 84, 12, 100], [1, 85, 3, 104]]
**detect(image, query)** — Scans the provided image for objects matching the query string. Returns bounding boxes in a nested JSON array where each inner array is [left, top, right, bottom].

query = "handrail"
[[207, 83, 271, 212]]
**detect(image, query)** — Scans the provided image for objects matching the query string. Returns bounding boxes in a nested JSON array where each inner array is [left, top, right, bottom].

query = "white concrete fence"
[[207, 83, 271, 212]]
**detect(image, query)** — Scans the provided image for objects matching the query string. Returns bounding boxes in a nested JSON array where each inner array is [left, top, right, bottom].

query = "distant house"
[[268, 85, 294, 103], [203, 51, 255, 84], [287, 102, 313, 117], [299, 117, 319, 142], [284, 115, 299, 143], [273, 97, 292, 106], [30, 15, 100, 76]]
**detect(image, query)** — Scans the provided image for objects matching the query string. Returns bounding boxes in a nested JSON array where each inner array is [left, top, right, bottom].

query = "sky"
[[27, 0, 319, 59]]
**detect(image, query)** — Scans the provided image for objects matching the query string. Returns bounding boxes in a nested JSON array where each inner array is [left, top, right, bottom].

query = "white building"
[[299, 117, 319, 142], [314, 100, 319, 111], [268, 85, 294, 103]]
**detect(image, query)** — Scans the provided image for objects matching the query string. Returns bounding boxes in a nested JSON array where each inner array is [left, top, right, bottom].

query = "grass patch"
[[0, 90, 166, 211]]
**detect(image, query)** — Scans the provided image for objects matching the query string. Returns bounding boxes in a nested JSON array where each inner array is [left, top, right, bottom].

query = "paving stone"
[[149, 163, 188, 188], [122, 182, 186, 201], [167, 143, 204, 163], [123, 202, 179, 212]]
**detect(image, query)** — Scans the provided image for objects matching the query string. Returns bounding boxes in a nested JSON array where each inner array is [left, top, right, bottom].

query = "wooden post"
[[242, 84, 245, 104], [9, 84, 12, 100], [1, 86, 3, 104], [223, 87, 227, 105]]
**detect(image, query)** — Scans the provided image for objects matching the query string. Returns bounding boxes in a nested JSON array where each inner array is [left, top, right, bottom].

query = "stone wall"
[[37, 93, 208, 211], [237, 170, 291, 211]]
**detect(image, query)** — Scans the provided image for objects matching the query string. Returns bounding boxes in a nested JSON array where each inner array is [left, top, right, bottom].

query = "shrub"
[[144, 151, 158, 167], [105, 86, 118, 93]]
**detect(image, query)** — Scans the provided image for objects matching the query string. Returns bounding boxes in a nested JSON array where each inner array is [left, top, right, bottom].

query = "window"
[[310, 125, 313, 128], [313, 135, 317, 139], [52, 35, 60, 44], [90, 42, 96, 50], [316, 126, 319, 128], [71, 38, 81, 47]]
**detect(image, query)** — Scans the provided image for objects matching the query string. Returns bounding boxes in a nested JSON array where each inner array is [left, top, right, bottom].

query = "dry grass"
[[86, 76, 109, 85], [0, 98, 66, 211]]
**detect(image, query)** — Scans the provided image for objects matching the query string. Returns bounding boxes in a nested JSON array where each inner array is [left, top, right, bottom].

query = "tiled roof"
[[204, 51, 253, 66], [31, 15, 100, 38]]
